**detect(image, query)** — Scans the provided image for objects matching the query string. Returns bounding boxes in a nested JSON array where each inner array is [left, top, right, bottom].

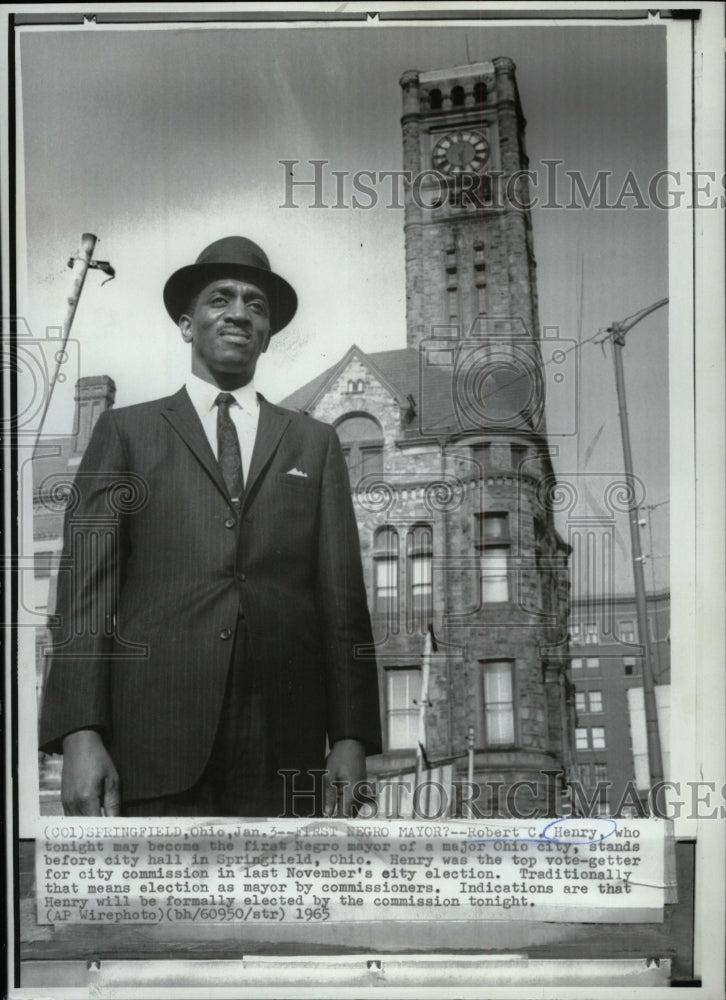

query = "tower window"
[[407, 525, 433, 630], [474, 240, 487, 314], [451, 85, 465, 107], [428, 88, 442, 110], [477, 512, 510, 603], [386, 666, 422, 750], [474, 81, 487, 104], [373, 526, 399, 615], [445, 244, 458, 323], [481, 660, 516, 747]]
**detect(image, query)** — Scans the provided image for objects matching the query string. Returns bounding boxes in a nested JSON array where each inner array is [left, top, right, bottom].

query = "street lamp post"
[[607, 298, 668, 796]]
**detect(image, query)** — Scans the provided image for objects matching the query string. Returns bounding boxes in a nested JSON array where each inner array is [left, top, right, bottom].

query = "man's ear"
[[179, 314, 193, 344]]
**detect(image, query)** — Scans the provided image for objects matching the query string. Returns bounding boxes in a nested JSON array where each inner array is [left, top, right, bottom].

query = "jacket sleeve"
[[38, 409, 131, 754], [315, 424, 382, 756]]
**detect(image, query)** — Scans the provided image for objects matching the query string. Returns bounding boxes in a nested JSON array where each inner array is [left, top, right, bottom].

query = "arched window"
[[407, 524, 433, 630], [373, 526, 399, 615], [474, 81, 487, 104], [429, 88, 442, 110], [451, 85, 465, 107], [335, 413, 383, 487]]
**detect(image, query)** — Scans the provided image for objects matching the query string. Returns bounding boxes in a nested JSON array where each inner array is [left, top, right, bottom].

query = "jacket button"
[[224, 518, 236, 529], [237, 573, 246, 583], [219, 627, 233, 640]]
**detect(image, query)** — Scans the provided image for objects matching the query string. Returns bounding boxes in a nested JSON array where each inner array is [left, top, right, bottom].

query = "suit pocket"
[[276, 471, 315, 490]]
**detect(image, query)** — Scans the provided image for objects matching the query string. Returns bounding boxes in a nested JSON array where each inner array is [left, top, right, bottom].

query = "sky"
[[16, 13, 672, 593]]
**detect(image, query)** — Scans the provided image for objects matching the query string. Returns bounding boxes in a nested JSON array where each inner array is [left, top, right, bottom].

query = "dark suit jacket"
[[39, 388, 381, 802]]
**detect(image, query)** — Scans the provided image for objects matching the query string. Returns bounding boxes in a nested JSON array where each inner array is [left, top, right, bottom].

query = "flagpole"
[[466, 726, 475, 818], [414, 627, 434, 798], [32, 233, 98, 457]]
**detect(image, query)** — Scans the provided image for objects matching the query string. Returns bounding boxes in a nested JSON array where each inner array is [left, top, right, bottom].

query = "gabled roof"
[[280, 345, 414, 415], [280, 343, 548, 442], [280, 345, 458, 435]]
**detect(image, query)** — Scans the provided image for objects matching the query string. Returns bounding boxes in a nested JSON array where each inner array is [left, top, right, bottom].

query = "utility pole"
[[642, 502, 666, 681], [606, 298, 668, 795]]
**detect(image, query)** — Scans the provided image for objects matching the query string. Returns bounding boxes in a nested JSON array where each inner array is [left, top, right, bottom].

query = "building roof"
[[281, 347, 435, 430], [280, 344, 545, 442], [280, 346, 476, 438], [281, 348, 420, 413]]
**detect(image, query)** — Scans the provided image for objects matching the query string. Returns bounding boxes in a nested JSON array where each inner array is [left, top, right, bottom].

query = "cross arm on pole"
[[608, 297, 669, 345]]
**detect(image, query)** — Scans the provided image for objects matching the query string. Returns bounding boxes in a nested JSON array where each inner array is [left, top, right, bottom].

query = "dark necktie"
[[215, 392, 244, 505]]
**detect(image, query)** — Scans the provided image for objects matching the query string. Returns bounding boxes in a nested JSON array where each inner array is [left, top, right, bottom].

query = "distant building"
[[568, 591, 670, 814]]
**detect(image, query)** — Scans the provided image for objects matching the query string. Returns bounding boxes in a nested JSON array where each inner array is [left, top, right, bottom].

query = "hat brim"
[[163, 262, 297, 334]]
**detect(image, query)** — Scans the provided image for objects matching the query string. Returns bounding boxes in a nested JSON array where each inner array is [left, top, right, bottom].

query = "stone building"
[[281, 60, 575, 816]]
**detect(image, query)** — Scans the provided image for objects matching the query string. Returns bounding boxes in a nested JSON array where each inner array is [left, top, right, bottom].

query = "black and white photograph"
[[4, 2, 724, 996]]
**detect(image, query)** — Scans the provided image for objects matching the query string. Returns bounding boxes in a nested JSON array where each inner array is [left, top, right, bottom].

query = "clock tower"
[[400, 59, 538, 350], [282, 59, 574, 818]]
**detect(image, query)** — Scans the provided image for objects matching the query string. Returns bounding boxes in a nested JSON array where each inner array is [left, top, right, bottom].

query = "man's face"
[[179, 277, 271, 389]]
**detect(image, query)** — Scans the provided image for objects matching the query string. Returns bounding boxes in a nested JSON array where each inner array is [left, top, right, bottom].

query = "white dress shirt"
[[185, 372, 260, 483]]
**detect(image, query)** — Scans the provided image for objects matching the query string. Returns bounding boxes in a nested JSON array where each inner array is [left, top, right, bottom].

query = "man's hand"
[[61, 729, 121, 816], [323, 739, 366, 817]]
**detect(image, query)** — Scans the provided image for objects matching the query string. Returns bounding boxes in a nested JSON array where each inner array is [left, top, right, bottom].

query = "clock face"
[[432, 130, 490, 174]]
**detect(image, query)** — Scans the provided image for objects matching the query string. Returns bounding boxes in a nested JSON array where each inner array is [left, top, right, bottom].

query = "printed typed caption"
[[37, 818, 669, 925]]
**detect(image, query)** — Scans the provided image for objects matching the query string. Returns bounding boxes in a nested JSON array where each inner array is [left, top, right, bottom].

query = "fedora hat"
[[163, 236, 297, 334]]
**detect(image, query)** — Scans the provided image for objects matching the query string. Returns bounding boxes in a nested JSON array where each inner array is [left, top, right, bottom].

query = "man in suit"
[[40, 236, 381, 818]]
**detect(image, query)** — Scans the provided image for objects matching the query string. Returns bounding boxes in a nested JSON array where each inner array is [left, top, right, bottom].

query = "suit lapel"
[[243, 398, 290, 511], [161, 387, 230, 504]]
